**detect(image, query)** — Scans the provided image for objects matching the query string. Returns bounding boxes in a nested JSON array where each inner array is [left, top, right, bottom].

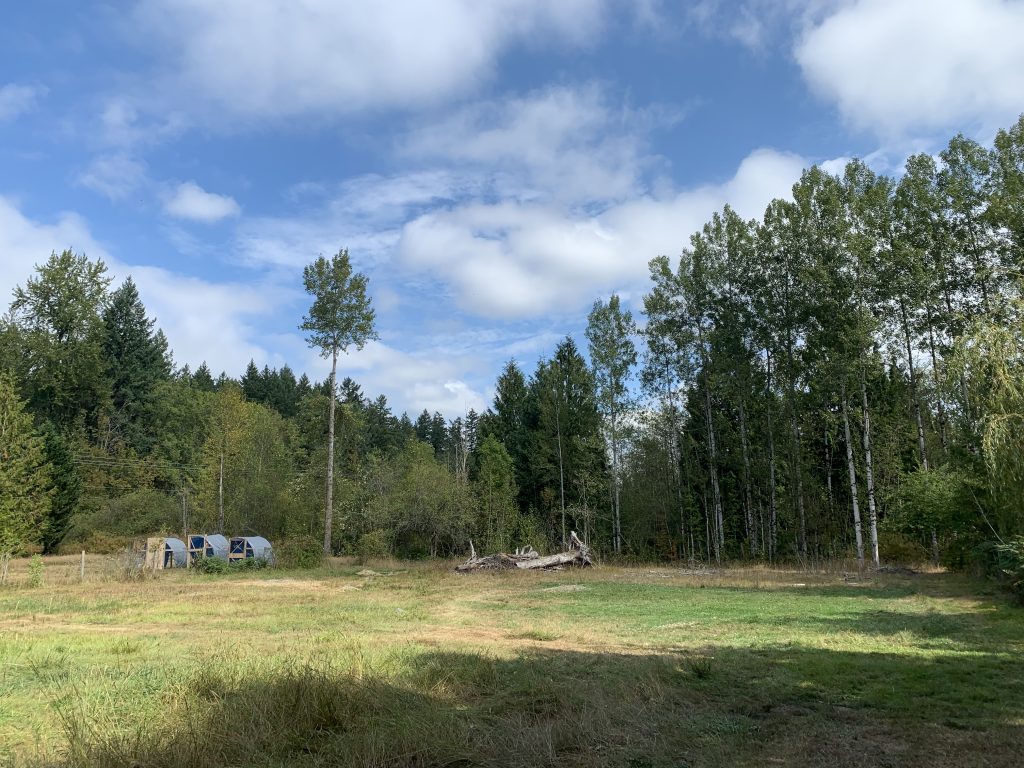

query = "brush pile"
[[456, 531, 594, 572]]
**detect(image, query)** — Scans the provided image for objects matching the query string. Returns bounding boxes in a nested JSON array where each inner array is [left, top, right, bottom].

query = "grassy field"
[[1, 555, 1022, 767]]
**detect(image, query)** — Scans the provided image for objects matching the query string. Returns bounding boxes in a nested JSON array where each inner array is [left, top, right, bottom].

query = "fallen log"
[[456, 532, 593, 572]]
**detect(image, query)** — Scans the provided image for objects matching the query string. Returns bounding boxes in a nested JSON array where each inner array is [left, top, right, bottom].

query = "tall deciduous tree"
[[300, 249, 376, 554], [6, 250, 111, 433], [586, 294, 636, 554]]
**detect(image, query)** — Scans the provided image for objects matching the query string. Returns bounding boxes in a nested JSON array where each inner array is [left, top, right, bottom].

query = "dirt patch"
[[541, 584, 588, 592]]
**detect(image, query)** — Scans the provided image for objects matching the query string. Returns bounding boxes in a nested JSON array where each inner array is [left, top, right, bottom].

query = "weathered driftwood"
[[456, 532, 593, 572]]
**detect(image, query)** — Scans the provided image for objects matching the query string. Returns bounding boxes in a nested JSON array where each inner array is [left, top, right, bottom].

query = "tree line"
[[1, 115, 1023, 575]]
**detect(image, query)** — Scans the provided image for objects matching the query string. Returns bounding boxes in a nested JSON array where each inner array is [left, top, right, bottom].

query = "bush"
[[356, 530, 393, 561], [27, 555, 44, 588], [274, 536, 325, 569], [67, 531, 135, 555], [193, 556, 230, 574], [992, 536, 1024, 602], [231, 557, 269, 572], [879, 534, 929, 566]]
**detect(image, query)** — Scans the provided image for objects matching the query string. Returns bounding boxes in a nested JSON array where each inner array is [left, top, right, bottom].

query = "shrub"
[[27, 554, 44, 588], [231, 557, 269, 572], [992, 536, 1024, 602], [879, 534, 929, 566], [193, 556, 230, 575], [356, 530, 392, 561], [274, 536, 325, 569]]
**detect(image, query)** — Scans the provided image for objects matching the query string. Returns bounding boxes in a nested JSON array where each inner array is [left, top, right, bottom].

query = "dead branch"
[[456, 531, 593, 572]]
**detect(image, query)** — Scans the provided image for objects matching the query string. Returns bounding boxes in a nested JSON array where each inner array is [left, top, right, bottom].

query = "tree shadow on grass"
[[701, 571, 997, 602], [38, 641, 1024, 768]]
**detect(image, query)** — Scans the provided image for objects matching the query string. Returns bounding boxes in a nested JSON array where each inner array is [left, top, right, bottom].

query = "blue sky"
[[2, 0, 1023, 417]]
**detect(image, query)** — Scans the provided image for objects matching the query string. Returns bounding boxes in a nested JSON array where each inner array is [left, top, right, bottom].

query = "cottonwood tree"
[[586, 294, 636, 554], [300, 249, 376, 555], [5, 250, 111, 434]]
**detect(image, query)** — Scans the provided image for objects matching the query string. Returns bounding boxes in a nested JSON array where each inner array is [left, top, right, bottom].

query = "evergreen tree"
[[40, 422, 79, 553], [101, 277, 172, 454], [0, 373, 52, 559], [192, 362, 216, 392]]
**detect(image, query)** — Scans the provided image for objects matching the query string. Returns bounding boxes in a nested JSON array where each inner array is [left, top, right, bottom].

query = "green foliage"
[[274, 536, 325, 569], [27, 554, 44, 587], [992, 536, 1024, 601], [192, 556, 229, 574], [76, 488, 180, 539], [5, 249, 111, 432], [40, 423, 79, 554], [300, 249, 377, 359], [0, 373, 52, 556], [356, 529, 393, 560]]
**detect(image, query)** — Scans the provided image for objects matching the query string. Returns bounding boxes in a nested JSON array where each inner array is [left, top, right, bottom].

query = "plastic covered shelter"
[[188, 534, 229, 562], [229, 536, 275, 564], [144, 537, 187, 569]]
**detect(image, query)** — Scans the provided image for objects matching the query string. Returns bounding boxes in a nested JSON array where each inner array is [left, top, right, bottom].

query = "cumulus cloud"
[[0, 196, 270, 377], [0, 83, 45, 121], [164, 181, 241, 223], [797, 0, 1024, 138], [133, 0, 611, 120], [398, 148, 806, 318], [0, 196, 110, 305]]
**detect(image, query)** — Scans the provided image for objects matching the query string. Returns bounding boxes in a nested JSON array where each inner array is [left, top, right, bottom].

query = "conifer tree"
[[0, 373, 51, 563]]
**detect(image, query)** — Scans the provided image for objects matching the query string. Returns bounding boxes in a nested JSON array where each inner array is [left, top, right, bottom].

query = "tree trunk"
[[765, 351, 778, 562], [324, 348, 338, 555], [739, 401, 756, 557], [697, 325, 724, 562], [218, 452, 224, 534], [900, 299, 928, 470], [784, 337, 807, 560], [925, 305, 950, 455], [611, 395, 621, 555], [841, 382, 865, 568], [860, 367, 880, 567]]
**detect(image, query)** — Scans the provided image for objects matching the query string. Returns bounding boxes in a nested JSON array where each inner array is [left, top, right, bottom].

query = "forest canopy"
[[1, 115, 1023, 583]]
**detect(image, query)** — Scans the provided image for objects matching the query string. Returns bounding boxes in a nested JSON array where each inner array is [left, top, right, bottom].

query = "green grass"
[[0, 558, 1021, 766]]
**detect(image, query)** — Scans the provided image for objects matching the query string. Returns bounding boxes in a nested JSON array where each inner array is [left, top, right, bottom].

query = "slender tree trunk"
[[766, 351, 778, 562], [860, 367, 880, 567], [785, 336, 807, 560], [611, 396, 621, 555], [703, 384, 724, 562], [900, 299, 929, 470], [555, 397, 566, 549], [841, 382, 865, 568], [739, 401, 756, 557], [696, 324, 724, 561], [926, 307, 949, 455], [323, 348, 338, 555], [218, 452, 224, 534]]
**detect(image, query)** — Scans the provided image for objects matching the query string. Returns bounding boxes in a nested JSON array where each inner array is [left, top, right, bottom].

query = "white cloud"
[[398, 147, 806, 318], [0, 196, 110, 306], [77, 153, 148, 200], [0, 196, 271, 377], [164, 181, 241, 223], [797, 0, 1024, 138], [134, 0, 611, 120], [404, 85, 671, 205], [0, 84, 45, 122]]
